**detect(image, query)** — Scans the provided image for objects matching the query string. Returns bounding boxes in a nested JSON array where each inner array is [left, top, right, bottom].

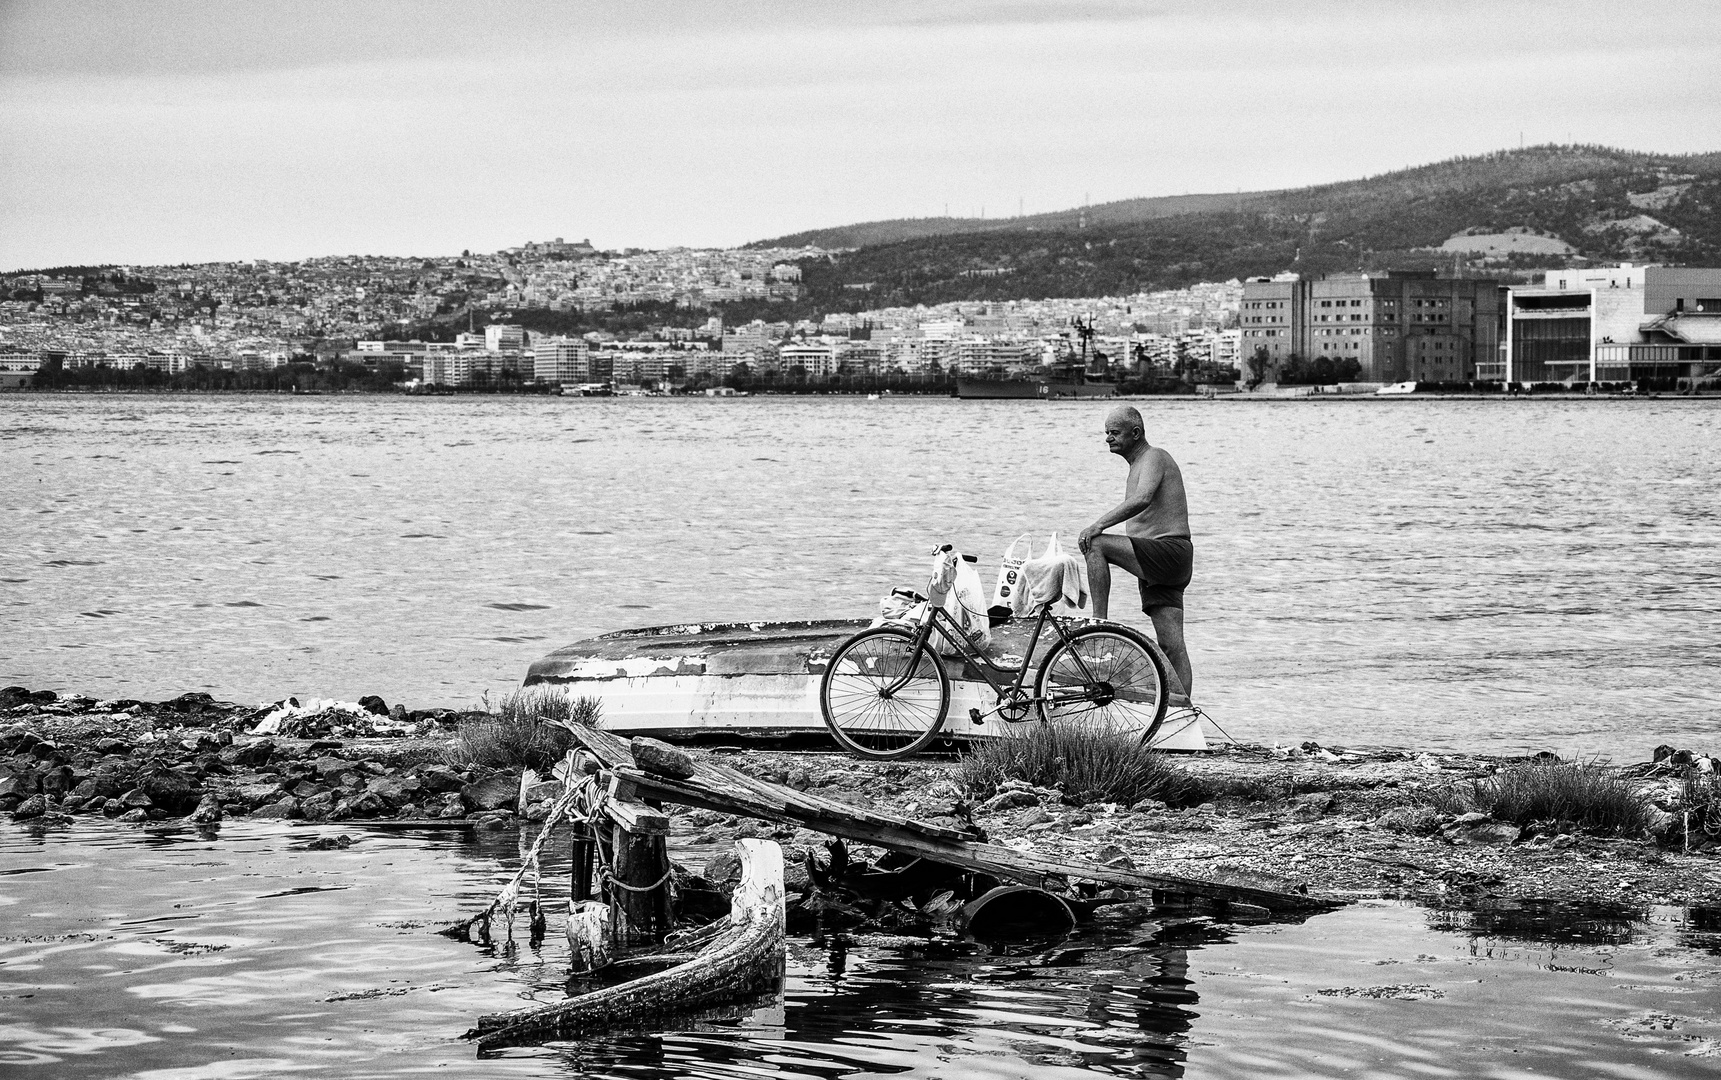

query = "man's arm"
[[1077, 454, 1164, 554]]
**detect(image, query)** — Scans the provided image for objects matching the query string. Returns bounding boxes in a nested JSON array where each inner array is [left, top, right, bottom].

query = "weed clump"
[[1433, 761, 1653, 836], [452, 688, 600, 772], [958, 721, 1207, 808], [1677, 772, 1721, 848]]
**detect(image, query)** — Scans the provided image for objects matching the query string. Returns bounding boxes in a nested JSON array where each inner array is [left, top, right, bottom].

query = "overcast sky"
[[2, 0, 1718, 270]]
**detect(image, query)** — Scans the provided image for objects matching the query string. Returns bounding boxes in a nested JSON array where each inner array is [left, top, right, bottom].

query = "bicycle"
[[818, 545, 1170, 759]]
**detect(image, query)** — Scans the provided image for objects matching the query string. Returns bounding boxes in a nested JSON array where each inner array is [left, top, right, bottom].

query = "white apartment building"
[[484, 324, 525, 351], [779, 341, 838, 378], [533, 337, 590, 385]]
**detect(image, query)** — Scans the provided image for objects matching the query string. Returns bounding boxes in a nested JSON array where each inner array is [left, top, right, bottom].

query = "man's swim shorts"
[[1129, 535, 1193, 612]]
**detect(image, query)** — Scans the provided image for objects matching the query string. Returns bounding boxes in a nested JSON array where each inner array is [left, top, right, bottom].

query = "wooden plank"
[[605, 776, 670, 835], [566, 726, 1333, 917]]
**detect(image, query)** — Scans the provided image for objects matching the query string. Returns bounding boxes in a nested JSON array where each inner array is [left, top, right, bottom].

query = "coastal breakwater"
[[4, 684, 1720, 914]]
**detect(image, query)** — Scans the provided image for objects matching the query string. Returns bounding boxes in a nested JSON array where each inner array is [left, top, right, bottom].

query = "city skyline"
[[4, 0, 1721, 270]]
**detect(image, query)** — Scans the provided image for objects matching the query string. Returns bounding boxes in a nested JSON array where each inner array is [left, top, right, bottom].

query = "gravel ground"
[[5, 687, 1719, 912]]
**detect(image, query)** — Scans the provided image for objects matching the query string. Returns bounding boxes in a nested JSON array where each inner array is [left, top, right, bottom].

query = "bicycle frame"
[[883, 600, 1109, 722]]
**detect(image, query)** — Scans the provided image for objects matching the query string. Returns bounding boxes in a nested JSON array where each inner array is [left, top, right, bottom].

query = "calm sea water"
[[4, 820, 1720, 1079], [2, 393, 1719, 758]]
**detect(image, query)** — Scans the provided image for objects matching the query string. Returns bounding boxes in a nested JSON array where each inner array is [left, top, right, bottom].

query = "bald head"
[[1103, 405, 1146, 458], [1106, 405, 1143, 436]]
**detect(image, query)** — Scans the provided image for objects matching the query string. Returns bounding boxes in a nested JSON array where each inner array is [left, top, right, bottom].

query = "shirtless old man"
[[1076, 405, 1194, 704]]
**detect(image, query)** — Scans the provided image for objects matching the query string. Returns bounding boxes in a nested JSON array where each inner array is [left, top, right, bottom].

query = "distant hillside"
[[768, 146, 1721, 310], [752, 192, 1253, 249]]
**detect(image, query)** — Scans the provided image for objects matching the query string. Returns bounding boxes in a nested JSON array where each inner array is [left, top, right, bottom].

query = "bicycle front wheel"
[[1035, 625, 1168, 745], [819, 627, 950, 759]]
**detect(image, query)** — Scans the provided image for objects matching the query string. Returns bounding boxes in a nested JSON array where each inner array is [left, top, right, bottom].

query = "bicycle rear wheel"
[[1034, 625, 1168, 745], [819, 627, 950, 759]]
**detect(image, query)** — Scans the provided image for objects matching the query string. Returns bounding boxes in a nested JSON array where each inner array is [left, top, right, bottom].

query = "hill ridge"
[[751, 145, 1721, 252]]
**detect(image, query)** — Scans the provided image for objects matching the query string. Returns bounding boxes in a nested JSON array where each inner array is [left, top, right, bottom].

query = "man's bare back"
[[1076, 405, 1195, 701]]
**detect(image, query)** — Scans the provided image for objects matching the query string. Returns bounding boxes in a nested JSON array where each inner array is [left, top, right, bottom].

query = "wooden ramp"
[[566, 727, 1337, 919]]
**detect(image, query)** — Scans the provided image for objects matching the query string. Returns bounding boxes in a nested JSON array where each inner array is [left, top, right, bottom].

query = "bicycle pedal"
[[968, 708, 985, 726]]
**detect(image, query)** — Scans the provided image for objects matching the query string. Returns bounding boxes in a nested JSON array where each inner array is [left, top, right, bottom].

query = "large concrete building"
[[1240, 270, 1501, 383], [533, 336, 590, 385], [1505, 264, 1721, 385]]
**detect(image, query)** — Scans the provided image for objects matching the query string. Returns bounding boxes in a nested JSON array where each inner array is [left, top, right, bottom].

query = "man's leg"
[[1084, 535, 1142, 620], [1148, 605, 1194, 703]]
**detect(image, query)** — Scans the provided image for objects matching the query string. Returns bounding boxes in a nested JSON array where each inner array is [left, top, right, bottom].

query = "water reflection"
[[7, 822, 1721, 1078]]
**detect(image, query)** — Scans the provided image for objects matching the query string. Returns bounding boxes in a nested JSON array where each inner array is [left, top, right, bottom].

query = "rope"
[[445, 750, 594, 946], [599, 865, 675, 894], [446, 746, 678, 948]]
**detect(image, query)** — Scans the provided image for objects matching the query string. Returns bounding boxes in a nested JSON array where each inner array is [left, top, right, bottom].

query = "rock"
[[165, 692, 216, 714], [1066, 810, 1094, 826], [116, 808, 148, 823], [1449, 821, 1521, 846], [415, 764, 465, 793], [0, 688, 31, 709], [299, 792, 336, 820], [29, 690, 58, 705], [357, 695, 389, 716], [1092, 901, 1155, 924], [69, 778, 106, 801], [389, 704, 408, 722], [1015, 807, 1053, 828], [981, 790, 1040, 813], [0, 772, 37, 799], [139, 769, 199, 812], [38, 766, 76, 798], [704, 850, 742, 884], [1452, 812, 1492, 827], [118, 788, 154, 810], [522, 780, 564, 805], [251, 796, 303, 819], [1094, 843, 1129, 864], [461, 772, 517, 812], [101, 797, 123, 815], [631, 737, 696, 779], [312, 756, 354, 782], [365, 775, 422, 809], [786, 767, 812, 790], [1104, 854, 1138, 870], [29, 739, 66, 763], [0, 725, 40, 753], [234, 781, 285, 806], [1291, 793, 1334, 821], [189, 795, 223, 824], [292, 780, 328, 800], [220, 739, 274, 768], [345, 790, 388, 817], [11, 794, 48, 819]]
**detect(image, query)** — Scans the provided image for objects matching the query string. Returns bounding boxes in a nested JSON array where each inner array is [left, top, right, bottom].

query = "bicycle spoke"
[[820, 629, 949, 758]]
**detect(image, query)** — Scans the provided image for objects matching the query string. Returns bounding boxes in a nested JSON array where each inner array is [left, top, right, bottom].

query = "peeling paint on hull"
[[525, 619, 1208, 750]]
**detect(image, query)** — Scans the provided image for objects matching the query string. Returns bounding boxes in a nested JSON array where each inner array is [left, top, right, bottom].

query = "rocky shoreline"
[[4, 686, 1718, 912]]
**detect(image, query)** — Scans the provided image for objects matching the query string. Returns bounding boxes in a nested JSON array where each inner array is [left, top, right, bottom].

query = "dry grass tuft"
[[958, 721, 1207, 808], [451, 687, 600, 772], [1433, 761, 1653, 836]]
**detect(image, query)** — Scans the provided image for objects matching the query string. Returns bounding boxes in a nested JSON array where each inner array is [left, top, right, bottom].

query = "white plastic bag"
[[929, 548, 991, 655], [989, 533, 1033, 622]]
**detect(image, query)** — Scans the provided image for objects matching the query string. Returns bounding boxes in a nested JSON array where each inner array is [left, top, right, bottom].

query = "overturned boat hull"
[[524, 619, 1208, 750]]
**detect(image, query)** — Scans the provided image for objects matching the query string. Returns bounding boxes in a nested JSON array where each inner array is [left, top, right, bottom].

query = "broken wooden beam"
[[468, 838, 785, 1050], [566, 726, 1338, 918]]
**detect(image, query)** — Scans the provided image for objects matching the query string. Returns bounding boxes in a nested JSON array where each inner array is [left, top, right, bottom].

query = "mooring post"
[[571, 822, 594, 903], [605, 785, 672, 947]]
